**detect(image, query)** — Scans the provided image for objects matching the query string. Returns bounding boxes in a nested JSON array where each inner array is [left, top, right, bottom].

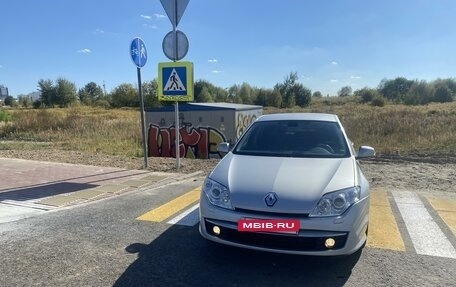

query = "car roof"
[[255, 113, 339, 122]]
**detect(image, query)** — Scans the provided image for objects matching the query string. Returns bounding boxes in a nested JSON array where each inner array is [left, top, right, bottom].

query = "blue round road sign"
[[130, 37, 147, 68]]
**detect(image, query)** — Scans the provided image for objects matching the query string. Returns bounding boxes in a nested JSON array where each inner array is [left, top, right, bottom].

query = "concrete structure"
[[146, 103, 263, 159]]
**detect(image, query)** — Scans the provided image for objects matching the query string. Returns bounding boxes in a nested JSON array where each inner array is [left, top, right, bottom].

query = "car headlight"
[[202, 178, 233, 210], [309, 186, 361, 217]]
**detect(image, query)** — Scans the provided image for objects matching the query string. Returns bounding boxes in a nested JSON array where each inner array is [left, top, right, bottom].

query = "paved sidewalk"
[[0, 157, 189, 212]]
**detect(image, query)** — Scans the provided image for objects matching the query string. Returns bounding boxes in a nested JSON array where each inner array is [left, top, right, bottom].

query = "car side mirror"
[[217, 142, 230, 153], [356, 146, 375, 159]]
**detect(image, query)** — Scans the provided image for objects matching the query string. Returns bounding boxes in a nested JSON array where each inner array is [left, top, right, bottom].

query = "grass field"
[[0, 107, 143, 157], [1, 100, 456, 157], [267, 100, 456, 155]]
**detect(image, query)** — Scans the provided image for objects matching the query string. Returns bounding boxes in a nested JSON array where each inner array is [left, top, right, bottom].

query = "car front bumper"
[[199, 194, 369, 256]]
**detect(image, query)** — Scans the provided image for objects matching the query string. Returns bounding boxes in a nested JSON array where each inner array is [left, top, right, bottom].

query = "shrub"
[[4, 96, 14, 106], [93, 99, 111, 109], [0, 109, 12, 122], [354, 87, 379, 103], [434, 86, 453, 103], [371, 95, 386, 107], [404, 81, 435, 105], [33, 100, 43, 109]]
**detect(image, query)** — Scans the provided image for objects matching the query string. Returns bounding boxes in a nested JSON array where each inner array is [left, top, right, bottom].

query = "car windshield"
[[233, 120, 350, 158]]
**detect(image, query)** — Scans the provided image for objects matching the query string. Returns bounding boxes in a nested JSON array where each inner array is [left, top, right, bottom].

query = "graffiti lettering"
[[236, 113, 257, 139], [148, 123, 227, 159]]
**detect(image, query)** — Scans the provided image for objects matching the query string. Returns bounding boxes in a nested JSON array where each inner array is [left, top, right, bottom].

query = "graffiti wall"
[[148, 123, 227, 159], [236, 110, 261, 139], [146, 103, 263, 159]]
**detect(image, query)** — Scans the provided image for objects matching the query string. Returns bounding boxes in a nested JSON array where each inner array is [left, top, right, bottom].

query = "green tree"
[[228, 84, 241, 103], [312, 91, 323, 98], [78, 82, 104, 105], [275, 72, 297, 108], [433, 86, 453, 103], [254, 88, 269, 106], [110, 83, 138, 107], [338, 86, 352, 97], [267, 89, 282, 108], [193, 79, 228, 103], [432, 78, 455, 103], [4, 95, 14, 106], [18, 95, 33, 108], [143, 80, 160, 108], [371, 95, 386, 107], [294, 85, 312, 107], [199, 86, 213, 102], [38, 79, 56, 107], [239, 82, 254, 104], [213, 87, 228, 102], [275, 72, 311, 108], [194, 80, 214, 102], [432, 78, 456, 95], [404, 81, 435, 105], [55, 78, 78, 107], [354, 87, 379, 103], [378, 77, 414, 102]]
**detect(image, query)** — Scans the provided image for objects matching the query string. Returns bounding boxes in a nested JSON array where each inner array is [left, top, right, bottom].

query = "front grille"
[[205, 219, 347, 252], [234, 207, 309, 219]]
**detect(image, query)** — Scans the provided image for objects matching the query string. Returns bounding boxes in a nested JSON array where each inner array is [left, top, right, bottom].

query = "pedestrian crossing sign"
[[158, 61, 194, 101]]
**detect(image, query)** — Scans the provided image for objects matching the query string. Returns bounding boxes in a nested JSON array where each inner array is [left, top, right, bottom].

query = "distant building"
[[27, 91, 41, 101], [0, 85, 9, 101]]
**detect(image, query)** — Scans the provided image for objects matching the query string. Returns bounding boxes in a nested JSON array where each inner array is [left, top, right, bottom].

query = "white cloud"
[[93, 28, 105, 34], [140, 15, 152, 20], [208, 58, 218, 63], [330, 79, 339, 83], [350, 75, 361, 79], [143, 24, 158, 29], [154, 13, 167, 19], [77, 49, 92, 54], [331, 61, 338, 65], [212, 70, 223, 74]]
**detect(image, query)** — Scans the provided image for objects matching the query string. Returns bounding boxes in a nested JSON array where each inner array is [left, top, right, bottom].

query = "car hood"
[[209, 153, 356, 214]]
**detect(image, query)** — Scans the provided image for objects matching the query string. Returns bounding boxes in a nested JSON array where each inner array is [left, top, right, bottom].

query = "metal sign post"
[[130, 37, 148, 169], [175, 101, 180, 168], [160, 0, 190, 170], [173, 0, 179, 170], [137, 67, 148, 169]]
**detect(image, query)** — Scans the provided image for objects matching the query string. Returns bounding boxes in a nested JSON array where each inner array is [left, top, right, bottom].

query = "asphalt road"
[[1, 176, 455, 287]]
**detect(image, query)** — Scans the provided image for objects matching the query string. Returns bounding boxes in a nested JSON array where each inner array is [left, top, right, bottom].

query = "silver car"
[[199, 113, 375, 256]]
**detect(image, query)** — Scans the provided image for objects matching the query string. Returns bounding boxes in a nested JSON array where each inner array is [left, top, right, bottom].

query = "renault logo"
[[264, 192, 278, 207]]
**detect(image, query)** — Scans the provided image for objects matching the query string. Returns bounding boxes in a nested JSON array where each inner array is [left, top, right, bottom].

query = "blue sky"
[[1, 0, 455, 96]]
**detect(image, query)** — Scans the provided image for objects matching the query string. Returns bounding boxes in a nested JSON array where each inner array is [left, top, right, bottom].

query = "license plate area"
[[238, 218, 300, 234]]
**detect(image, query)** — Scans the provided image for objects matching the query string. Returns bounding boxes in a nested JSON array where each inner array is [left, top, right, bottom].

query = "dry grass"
[[1, 107, 142, 157], [1, 101, 456, 157], [266, 100, 456, 154]]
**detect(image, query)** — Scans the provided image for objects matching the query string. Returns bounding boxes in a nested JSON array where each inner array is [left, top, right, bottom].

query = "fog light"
[[325, 238, 336, 248], [213, 226, 221, 235]]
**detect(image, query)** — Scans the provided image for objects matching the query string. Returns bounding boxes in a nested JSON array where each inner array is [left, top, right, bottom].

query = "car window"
[[234, 120, 350, 158]]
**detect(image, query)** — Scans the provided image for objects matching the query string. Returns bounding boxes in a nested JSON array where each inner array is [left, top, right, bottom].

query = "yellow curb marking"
[[426, 197, 456, 237], [137, 187, 201, 222], [367, 189, 406, 251]]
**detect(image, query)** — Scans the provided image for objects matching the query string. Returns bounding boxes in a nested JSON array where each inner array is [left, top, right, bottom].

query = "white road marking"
[[0, 203, 46, 224], [393, 191, 456, 259], [1, 199, 56, 211], [167, 204, 199, 226]]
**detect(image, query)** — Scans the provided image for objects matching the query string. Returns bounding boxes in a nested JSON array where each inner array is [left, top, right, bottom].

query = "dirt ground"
[[0, 149, 455, 195]]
